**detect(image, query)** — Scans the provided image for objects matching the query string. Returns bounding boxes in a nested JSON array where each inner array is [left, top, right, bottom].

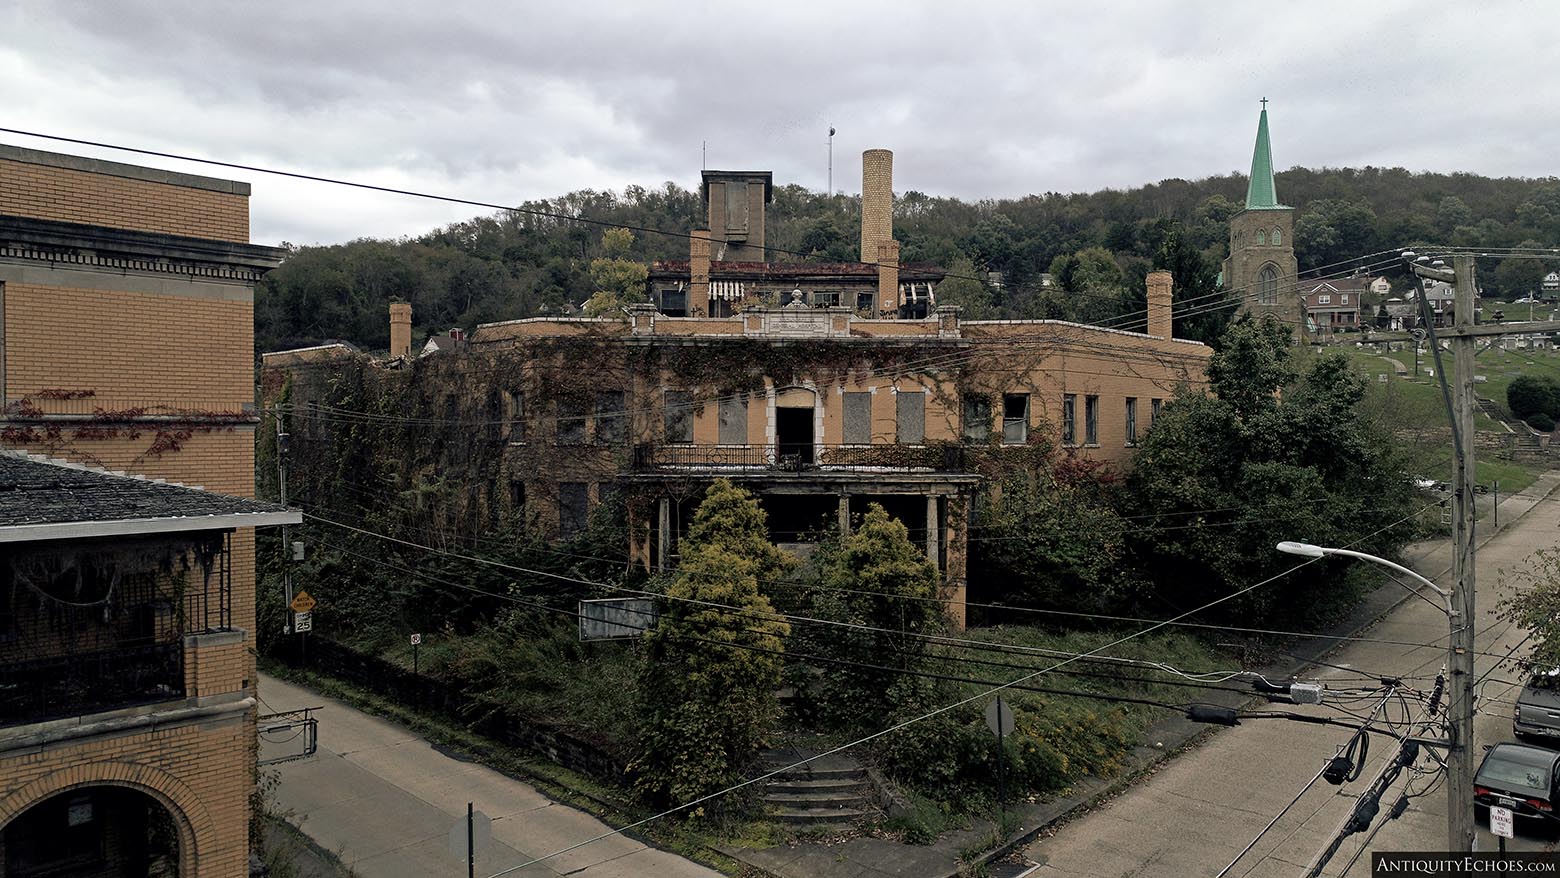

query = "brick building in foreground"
[[0, 145, 295, 875], [264, 150, 1211, 628]]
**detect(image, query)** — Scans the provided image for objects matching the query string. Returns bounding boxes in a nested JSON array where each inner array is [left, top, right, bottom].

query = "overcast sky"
[[4, 1, 1555, 246]]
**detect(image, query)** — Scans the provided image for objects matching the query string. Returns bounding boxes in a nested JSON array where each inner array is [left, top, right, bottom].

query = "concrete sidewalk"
[[258, 673, 721, 878]]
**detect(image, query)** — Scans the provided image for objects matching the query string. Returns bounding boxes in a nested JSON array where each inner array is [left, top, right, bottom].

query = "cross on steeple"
[[1260, 97, 1268, 109]]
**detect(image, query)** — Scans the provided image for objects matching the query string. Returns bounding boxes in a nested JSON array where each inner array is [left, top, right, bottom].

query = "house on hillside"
[[263, 148, 1213, 629], [1301, 276, 1367, 338]]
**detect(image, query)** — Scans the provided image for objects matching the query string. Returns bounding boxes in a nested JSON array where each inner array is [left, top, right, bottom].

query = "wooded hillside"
[[256, 167, 1560, 352]]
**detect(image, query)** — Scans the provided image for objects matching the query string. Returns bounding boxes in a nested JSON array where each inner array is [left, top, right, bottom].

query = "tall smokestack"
[[1146, 270, 1173, 339], [860, 149, 893, 265], [389, 301, 412, 358]]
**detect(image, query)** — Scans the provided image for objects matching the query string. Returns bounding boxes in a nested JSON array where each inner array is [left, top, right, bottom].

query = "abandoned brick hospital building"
[[266, 149, 1227, 627]]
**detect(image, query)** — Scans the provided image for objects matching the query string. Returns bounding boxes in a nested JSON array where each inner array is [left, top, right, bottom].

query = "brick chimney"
[[389, 301, 412, 358], [1146, 270, 1173, 339], [689, 228, 711, 316], [877, 240, 900, 317], [860, 149, 893, 266]]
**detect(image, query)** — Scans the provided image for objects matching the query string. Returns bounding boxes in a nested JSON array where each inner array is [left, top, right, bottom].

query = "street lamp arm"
[[1310, 547, 1449, 600], [1275, 541, 1451, 616]]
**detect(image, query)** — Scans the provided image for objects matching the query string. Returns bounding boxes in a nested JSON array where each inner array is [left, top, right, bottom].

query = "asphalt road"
[[1020, 475, 1560, 877], [256, 673, 721, 878]]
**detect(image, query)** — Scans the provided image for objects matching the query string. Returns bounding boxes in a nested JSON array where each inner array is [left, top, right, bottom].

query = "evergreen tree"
[[631, 481, 790, 807]]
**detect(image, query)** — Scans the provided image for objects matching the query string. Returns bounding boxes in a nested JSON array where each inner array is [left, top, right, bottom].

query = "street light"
[[1275, 540, 1469, 857], [1275, 541, 1450, 614]]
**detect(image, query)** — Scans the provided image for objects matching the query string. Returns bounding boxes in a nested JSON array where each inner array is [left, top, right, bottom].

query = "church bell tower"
[[1224, 100, 1302, 336]]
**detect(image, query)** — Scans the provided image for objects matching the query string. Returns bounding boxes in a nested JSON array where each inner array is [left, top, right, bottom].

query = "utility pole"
[[1447, 253, 1478, 854], [276, 411, 294, 632]]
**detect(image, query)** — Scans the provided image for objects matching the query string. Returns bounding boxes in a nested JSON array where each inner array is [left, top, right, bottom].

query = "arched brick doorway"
[[3, 785, 184, 876]]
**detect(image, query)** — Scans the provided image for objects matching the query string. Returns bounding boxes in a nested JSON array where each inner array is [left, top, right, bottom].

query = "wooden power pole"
[[1447, 253, 1478, 854]]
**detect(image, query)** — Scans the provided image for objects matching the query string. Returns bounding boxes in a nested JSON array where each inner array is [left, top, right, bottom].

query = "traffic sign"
[[985, 696, 1014, 738], [1490, 805, 1514, 839], [293, 611, 313, 633], [290, 590, 316, 613], [410, 633, 422, 646]]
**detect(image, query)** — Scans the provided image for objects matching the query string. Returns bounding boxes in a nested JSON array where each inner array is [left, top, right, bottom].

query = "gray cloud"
[[4, 0, 1556, 244]]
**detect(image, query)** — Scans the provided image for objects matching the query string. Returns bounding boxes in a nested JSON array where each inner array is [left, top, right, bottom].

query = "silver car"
[[1514, 670, 1560, 743]]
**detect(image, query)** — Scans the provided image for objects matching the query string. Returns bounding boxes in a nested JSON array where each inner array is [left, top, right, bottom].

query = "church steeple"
[[1245, 99, 1284, 210]]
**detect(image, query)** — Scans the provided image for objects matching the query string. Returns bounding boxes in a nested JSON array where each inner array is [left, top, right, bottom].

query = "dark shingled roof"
[[0, 452, 296, 533]]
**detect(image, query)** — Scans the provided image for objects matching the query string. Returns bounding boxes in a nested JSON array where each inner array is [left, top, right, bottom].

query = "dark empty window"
[[507, 391, 525, 442], [660, 287, 687, 316], [856, 292, 876, 315], [896, 391, 925, 445], [718, 397, 747, 445], [664, 391, 694, 444], [1003, 393, 1030, 445], [557, 399, 586, 445], [594, 391, 625, 444], [963, 396, 991, 443], [509, 479, 526, 511], [812, 290, 841, 307], [1061, 394, 1077, 445], [1125, 397, 1138, 446], [1085, 395, 1099, 445], [843, 392, 872, 444], [1151, 398, 1163, 425], [559, 483, 589, 539]]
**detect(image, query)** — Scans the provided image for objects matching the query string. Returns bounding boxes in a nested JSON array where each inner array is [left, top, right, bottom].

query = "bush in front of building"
[[1525, 411, 1556, 432], [629, 481, 790, 809]]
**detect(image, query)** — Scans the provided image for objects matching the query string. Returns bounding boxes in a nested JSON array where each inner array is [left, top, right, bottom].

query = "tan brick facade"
[[0, 145, 279, 876], [0, 154, 249, 243]]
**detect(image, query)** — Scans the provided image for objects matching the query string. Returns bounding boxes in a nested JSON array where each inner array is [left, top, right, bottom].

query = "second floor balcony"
[[631, 442, 966, 474]]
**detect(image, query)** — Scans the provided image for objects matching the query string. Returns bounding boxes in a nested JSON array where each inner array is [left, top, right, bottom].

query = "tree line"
[[256, 167, 1560, 352]]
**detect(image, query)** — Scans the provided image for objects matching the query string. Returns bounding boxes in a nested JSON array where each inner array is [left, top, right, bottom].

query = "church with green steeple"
[[1223, 101, 1302, 335]]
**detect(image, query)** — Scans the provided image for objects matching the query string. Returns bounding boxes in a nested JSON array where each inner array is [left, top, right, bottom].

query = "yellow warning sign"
[[289, 591, 317, 613]]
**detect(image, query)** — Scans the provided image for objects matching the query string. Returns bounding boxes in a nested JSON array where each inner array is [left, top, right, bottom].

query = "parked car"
[[1514, 669, 1560, 742], [1474, 742, 1560, 820]]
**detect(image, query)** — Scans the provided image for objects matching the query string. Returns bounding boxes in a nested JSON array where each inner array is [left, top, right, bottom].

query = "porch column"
[[838, 493, 851, 535], [657, 497, 672, 572], [925, 494, 940, 575], [942, 492, 969, 630]]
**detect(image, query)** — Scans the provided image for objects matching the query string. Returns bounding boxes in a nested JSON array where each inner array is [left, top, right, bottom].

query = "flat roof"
[[0, 143, 251, 196]]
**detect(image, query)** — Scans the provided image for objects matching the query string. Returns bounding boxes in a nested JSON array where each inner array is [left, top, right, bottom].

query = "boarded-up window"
[[725, 182, 749, 236], [595, 391, 625, 444], [843, 392, 872, 444], [718, 397, 747, 445], [1003, 393, 1030, 445], [963, 396, 991, 443], [557, 399, 586, 445], [896, 391, 925, 445], [559, 483, 589, 539], [664, 391, 694, 444]]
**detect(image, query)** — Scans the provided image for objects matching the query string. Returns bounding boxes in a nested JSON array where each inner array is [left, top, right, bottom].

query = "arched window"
[[1256, 229, 1266, 246], [1272, 227, 1282, 246], [1258, 265, 1278, 305]]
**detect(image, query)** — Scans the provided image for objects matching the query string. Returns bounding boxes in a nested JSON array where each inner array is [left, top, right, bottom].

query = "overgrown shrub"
[[1526, 411, 1556, 432], [631, 481, 790, 808], [1507, 375, 1560, 421]]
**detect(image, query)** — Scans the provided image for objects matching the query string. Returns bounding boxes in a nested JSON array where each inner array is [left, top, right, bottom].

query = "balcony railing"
[[0, 642, 184, 727], [632, 443, 966, 473]]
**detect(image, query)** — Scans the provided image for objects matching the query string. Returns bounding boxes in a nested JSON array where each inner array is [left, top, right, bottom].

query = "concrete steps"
[[760, 749, 880, 827]]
